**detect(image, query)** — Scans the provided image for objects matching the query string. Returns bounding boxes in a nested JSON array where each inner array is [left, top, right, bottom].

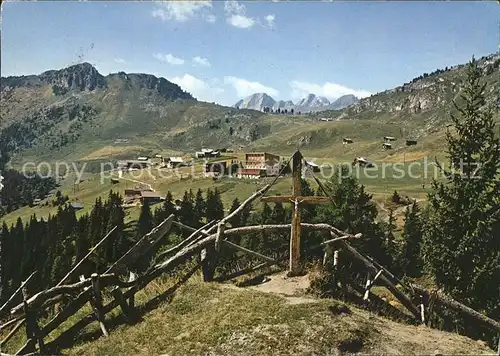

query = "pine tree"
[[401, 201, 423, 277], [228, 198, 241, 228], [136, 201, 153, 239], [422, 58, 500, 314], [315, 165, 390, 265], [178, 190, 195, 230], [193, 188, 206, 227], [206, 188, 224, 222]]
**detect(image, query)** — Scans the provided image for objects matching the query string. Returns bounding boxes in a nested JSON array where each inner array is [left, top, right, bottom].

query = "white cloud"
[[289, 80, 371, 100], [224, 76, 279, 97], [114, 58, 126, 64], [192, 56, 211, 67], [224, 0, 255, 29], [264, 14, 275, 28], [153, 53, 185, 65], [152, 1, 213, 22], [227, 14, 255, 29], [169, 74, 224, 103]]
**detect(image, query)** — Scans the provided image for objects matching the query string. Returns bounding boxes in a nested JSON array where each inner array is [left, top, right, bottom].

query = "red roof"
[[237, 168, 263, 176]]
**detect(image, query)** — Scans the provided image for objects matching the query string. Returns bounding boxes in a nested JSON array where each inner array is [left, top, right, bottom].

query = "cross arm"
[[261, 195, 331, 204]]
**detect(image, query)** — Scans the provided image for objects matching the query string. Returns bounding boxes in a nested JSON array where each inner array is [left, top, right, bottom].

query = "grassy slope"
[[63, 280, 493, 356]]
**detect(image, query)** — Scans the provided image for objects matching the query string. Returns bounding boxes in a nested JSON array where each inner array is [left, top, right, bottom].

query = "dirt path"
[[225, 271, 318, 305]]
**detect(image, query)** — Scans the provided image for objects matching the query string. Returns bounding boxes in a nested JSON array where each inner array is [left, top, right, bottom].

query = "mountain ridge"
[[233, 92, 359, 113]]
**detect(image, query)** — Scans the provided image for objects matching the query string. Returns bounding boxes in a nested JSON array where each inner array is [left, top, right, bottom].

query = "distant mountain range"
[[234, 93, 359, 113]]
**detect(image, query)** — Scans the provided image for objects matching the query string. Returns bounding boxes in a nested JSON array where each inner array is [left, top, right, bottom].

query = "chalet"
[[69, 202, 84, 210], [305, 161, 321, 173], [383, 136, 397, 142], [124, 189, 141, 204], [353, 157, 375, 168], [245, 152, 281, 177], [140, 191, 163, 205], [196, 148, 221, 158], [165, 157, 184, 169], [205, 161, 227, 177], [111, 177, 120, 184], [406, 139, 418, 146], [343, 138, 354, 144], [382, 143, 392, 150], [33, 198, 42, 206], [236, 168, 266, 179], [117, 159, 151, 171]]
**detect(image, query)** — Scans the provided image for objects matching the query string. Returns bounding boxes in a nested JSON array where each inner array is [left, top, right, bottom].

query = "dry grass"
[[66, 278, 493, 356]]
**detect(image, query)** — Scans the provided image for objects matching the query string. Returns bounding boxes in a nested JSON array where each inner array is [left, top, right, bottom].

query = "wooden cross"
[[261, 150, 331, 276]]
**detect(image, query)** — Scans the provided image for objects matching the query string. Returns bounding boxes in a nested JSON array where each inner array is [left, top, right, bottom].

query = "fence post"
[[21, 278, 45, 354], [127, 271, 137, 312], [90, 273, 109, 337], [110, 287, 136, 323]]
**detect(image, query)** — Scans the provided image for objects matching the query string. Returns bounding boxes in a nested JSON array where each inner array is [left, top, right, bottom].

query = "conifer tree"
[[206, 188, 224, 222], [401, 201, 423, 277], [178, 190, 195, 230], [136, 201, 154, 239], [228, 198, 241, 228], [422, 58, 500, 314], [315, 165, 390, 265], [193, 188, 206, 227]]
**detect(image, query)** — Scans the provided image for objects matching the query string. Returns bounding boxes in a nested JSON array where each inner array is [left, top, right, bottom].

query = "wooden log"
[[0, 319, 25, 349], [333, 250, 339, 267], [0, 272, 37, 318], [220, 184, 272, 226], [338, 238, 421, 320], [0, 315, 24, 332], [410, 283, 500, 332], [21, 282, 37, 355], [320, 235, 357, 247], [363, 272, 372, 301], [155, 220, 217, 263], [10, 273, 127, 315], [261, 195, 331, 204], [127, 272, 137, 311], [40, 289, 92, 338], [105, 216, 174, 274], [46, 261, 200, 351], [214, 222, 225, 252], [221, 223, 358, 239], [214, 262, 272, 283], [110, 287, 134, 323], [90, 274, 108, 337], [323, 245, 333, 266], [419, 295, 426, 325], [57, 227, 117, 286], [221, 240, 277, 264], [364, 269, 384, 299], [141, 214, 176, 257], [214, 254, 289, 283], [172, 220, 212, 236], [200, 246, 215, 282], [289, 198, 302, 276]]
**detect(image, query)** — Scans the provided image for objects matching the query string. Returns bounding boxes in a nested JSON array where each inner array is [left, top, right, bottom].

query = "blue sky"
[[1, 1, 498, 105]]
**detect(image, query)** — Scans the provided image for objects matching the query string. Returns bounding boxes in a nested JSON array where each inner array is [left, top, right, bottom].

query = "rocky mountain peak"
[[39, 62, 107, 92]]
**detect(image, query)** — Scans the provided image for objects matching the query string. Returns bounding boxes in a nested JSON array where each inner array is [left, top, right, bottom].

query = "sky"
[[1, 1, 499, 106]]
